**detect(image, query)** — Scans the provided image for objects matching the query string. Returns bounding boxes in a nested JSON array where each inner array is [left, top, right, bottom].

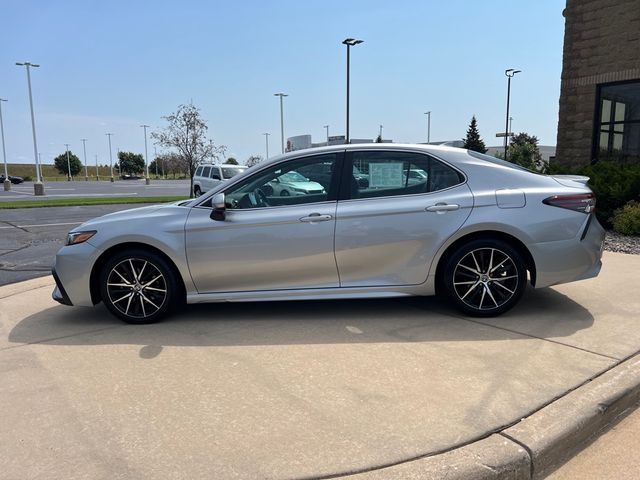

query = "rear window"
[[202, 166, 211, 177], [468, 151, 536, 173]]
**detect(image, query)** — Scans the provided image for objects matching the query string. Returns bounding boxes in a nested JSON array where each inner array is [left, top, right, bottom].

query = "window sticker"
[[369, 162, 404, 188]]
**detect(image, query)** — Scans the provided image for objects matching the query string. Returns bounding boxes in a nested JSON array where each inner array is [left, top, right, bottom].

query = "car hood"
[[77, 202, 190, 230]]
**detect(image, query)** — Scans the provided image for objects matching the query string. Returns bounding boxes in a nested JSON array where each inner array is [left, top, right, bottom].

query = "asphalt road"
[[0, 179, 191, 201], [0, 204, 160, 285]]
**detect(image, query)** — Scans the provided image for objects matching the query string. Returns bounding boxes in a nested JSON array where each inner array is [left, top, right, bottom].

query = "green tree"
[[462, 115, 487, 153], [152, 103, 226, 197], [53, 151, 82, 177], [225, 157, 239, 165], [506, 132, 544, 170], [375, 134, 383, 143], [116, 151, 145, 175]]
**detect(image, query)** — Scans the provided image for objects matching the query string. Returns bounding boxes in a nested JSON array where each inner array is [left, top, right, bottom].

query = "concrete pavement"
[[0, 252, 639, 479]]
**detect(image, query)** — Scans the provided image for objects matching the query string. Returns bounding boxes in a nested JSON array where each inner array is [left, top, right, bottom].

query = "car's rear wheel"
[[99, 249, 178, 324], [443, 239, 526, 317], [280, 190, 290, 196]]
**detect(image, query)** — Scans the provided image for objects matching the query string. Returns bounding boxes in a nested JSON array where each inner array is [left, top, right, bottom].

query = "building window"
[[595, 81, 640, 162]]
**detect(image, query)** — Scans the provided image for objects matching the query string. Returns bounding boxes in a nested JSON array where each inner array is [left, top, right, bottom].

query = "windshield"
[[278, 171, 308, 183], [221, 167, 247, 179]]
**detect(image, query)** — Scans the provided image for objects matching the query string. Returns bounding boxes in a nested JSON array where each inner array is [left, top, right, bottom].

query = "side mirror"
[[210, 193, 226, 221]]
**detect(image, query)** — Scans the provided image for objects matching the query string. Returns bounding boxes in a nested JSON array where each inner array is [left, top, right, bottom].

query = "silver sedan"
[[52, 144, 604, 323]]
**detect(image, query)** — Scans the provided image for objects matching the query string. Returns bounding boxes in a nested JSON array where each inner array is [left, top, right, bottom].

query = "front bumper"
[[51, 241, 102, 307], [52, 268, 73, 306]]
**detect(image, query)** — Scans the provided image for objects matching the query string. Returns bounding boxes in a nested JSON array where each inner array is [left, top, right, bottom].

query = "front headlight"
[[66, 230, 97, 246], [293, 187, 307, 193]]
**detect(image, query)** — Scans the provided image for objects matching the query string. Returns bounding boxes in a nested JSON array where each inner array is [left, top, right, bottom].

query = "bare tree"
[[152, 103, 226, 197], [245, 155, 263, 167]]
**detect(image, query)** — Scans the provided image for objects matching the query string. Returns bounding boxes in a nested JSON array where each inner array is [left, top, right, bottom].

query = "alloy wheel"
[[452, 247, 519, 311], [106, 258, 168, 319]]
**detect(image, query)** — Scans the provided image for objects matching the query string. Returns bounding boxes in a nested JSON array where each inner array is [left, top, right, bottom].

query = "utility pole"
[[64, 143, 72, 181], [140, 124, 150, 184], [263, 132, 270, 159], [274, 93, 288, 154], [81, 139, 88, 180]]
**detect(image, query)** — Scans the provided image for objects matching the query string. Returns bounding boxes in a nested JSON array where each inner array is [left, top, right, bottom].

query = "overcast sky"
[[2, 0, 565, 166]]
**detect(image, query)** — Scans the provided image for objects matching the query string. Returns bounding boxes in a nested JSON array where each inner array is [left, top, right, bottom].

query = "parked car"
[[0, 174, 24, 184], [267, 171, 325, 196], [52, 144, 604, 324], [193, 164, 247, 196]]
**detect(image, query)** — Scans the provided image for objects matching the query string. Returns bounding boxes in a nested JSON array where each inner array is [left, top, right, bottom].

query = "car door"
[[185, 152, 343, 293], [334, 149, 473, 287]]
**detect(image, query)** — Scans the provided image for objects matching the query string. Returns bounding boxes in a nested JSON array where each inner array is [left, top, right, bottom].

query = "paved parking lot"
[[0, 204, 159, 285], [0, 179, 190, 201], [1, 252, 639, 479]]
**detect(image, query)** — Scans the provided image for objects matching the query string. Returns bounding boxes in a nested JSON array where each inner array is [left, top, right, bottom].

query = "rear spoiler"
[[550, 175, 590, 186]]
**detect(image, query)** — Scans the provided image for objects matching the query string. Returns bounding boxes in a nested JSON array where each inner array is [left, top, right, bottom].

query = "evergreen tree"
[[225, 157, 239, 165], [462, 116, 487, 153]]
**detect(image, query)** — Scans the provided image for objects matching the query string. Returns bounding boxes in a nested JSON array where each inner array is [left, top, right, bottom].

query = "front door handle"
[[300, 213, 333, 223], [426, 203, 460, 213]]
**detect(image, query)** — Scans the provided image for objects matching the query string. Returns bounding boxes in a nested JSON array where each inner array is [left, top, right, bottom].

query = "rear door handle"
[[299, 213, 333, 222], [426, 203, 460, 213]]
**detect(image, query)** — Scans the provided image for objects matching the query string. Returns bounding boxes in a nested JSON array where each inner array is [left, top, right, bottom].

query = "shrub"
[[23, 175, 32, 182], [611, 201, 640, 236]]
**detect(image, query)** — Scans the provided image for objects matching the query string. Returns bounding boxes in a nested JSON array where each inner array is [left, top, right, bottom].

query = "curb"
[[0, 275, 54, 300], [348, 354, 640, 480]]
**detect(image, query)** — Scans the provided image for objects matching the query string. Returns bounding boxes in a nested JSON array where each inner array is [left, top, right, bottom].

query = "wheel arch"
[[434, 230, 537, 293], [90, 242, 187, 305]]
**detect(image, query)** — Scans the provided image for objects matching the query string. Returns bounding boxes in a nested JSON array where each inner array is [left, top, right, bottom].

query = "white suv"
[[193, 164, 248, 196]]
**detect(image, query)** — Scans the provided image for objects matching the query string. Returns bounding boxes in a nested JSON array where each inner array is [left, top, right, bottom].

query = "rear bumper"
[[530, 214, 605, 288]]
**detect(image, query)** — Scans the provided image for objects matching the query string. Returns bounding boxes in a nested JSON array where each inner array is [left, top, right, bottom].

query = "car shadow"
[[8, 287, 594, 358]]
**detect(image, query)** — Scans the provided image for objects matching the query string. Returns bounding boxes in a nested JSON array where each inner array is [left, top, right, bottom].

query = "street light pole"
[[509, 116, 514, 142], [16, 61, 44, 195], [379, 124, 383, 140], [153, 147, 158, 178], [263, 132, 270, 159], [504, 69, 521, 160], [64, 143, 72, 181], [106, 133, 114, 182], [95, 154, 99, 180], [274, 93, 288, 154], [0, 98, 9, 191], [140, 124, 150, 184], [324, 125, 329, 144], [81, 138, 88, 180], [342, 38, 363, 144], [424, 111, 431, 143]]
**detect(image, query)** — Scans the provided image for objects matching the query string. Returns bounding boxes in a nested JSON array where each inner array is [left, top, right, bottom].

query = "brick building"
[[556, 0, 640, 167]]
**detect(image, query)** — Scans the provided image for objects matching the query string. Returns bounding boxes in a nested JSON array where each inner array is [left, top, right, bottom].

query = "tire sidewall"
[[443, 239, 527, 317]]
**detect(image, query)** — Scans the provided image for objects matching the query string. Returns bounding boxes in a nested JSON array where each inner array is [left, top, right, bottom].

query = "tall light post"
[[342, 38, 363, 144], [64, 143, 72, 181], [95, 154, 99, 180], [106, 133, 114, 182], [81, 138, 88, 180], [504, 69, 521, 160], [324, 125, 329, 144], [509, 116, 514, 142], [274, 93, 288, 154], [140, 124, 150, 184], [263, 132, 270, 159], [153, 147, 158, 178], [424, 111, 431, 143], [0, 98, 9, 191], [378, 124, 383, 141], [16, 61, 44, 195]]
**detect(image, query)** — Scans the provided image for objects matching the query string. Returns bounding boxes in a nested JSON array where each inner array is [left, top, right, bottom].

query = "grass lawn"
[[0, 196, 189, 209]]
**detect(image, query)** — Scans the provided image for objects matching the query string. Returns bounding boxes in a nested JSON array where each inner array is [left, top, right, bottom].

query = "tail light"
[[543, 193, 595, 213]]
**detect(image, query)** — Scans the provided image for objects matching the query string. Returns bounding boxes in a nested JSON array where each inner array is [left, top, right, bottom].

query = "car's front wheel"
[[194, 186, 202, 197], [443, 239, 527, 317], [99, 249, 178, 324]]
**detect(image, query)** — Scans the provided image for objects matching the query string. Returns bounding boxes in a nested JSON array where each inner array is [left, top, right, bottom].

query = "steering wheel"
[[255, 188, 269, 207]]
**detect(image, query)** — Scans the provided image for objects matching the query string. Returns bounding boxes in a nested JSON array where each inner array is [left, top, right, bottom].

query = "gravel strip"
[[604, 231, 640, 255]]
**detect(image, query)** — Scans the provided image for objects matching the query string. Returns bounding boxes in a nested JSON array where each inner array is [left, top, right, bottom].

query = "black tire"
[[194, 186, 202, 197], [99, 249, 179, 324], [443, 239, 527, 317], [280, 189, 290, 196]]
